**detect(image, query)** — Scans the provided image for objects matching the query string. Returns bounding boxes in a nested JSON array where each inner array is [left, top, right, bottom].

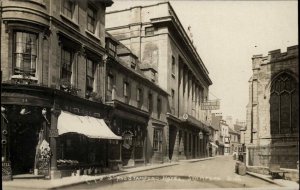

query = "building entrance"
[[10, 122, 40, 175]]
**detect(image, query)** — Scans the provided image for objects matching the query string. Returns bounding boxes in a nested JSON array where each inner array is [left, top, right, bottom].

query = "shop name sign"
[[201, 100, 220, 110]]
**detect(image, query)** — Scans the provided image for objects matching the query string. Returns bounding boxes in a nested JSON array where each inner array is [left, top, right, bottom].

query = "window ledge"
[[85, 29, 101, 43], [11, 75, 38, 81], [60, 13, 79, 29]]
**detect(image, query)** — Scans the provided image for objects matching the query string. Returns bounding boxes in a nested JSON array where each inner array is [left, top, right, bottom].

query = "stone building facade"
[[245, 45, 299, 169], [0, 0, 123, 179], [106, 1, 212, 161], [105, 33, 169, 165]]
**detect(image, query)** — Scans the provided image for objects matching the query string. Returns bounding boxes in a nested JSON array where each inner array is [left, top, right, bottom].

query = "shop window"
[[106, 73, 114, 101], [145, 27, 154, 36], [270, 73, 298, 134], [153, 128, 162, 152], [61, 47, 73, 85], [86, 58, 96, 97], [87, 4, 96, 33], [13, 31, 38, 78]]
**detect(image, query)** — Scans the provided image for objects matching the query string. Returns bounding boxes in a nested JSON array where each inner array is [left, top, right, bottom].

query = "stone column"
[[184, 67, 188, 114], [195, 85, 198, 119], [178, 63, 184, 117], [186, 132, 189, 159], [50, 108, 61, 179], [188, 72, 192, 115]]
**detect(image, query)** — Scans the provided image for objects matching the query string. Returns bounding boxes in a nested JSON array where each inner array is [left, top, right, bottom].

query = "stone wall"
[[245, 45, 299, 147]]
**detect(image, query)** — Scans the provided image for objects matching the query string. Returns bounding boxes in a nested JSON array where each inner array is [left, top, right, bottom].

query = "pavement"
[[2, 156, 299, 190], [246, 171, 299, 188], [3, 158, 211, 190]]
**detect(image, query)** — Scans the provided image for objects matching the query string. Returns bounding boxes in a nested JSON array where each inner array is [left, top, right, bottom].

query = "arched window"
[[270, 73, 298, 134]]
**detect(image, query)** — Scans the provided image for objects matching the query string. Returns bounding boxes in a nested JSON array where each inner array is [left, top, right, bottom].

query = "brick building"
[[106, 1, 212, 161], [245, 45, 299, 169]]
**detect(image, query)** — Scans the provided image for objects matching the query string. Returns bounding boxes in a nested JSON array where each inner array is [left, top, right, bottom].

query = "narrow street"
[[62, 156, 279, 189]]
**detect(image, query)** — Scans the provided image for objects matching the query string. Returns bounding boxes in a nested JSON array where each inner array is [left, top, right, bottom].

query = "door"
[[10, 122, 39, 175]]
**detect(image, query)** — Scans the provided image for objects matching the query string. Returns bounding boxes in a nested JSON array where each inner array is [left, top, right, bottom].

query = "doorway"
[[10, 122, 40, 175]]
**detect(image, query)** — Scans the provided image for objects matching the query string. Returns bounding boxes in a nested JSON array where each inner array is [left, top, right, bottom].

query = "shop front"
[[1, 84, 120, 180], [181, 114, 210, 159], [107, 100, 149, 167]]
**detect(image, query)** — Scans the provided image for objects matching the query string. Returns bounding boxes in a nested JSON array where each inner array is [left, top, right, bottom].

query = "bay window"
[[13, 31, 38, 77]]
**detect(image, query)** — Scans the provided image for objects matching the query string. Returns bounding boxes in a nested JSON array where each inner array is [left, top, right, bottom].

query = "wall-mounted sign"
[[122, 130, 134, 149], [183, 113, 188, 120], [201, 99, 220, 110], [2, 161, 12, 181]]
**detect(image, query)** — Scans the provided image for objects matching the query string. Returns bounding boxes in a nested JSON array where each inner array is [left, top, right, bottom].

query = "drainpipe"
[[250, 78, 254, 143], [0, 1, 2, 71]]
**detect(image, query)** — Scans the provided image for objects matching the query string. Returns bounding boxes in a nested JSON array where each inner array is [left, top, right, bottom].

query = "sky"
[[106, 0, 298, 122]]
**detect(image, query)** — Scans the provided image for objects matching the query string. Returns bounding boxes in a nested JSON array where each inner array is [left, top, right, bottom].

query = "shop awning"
[[57, 111, 121, 140], [210, 142, 218, 148]]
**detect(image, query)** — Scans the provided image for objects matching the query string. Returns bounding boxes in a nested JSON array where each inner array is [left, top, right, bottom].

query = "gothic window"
[[270, 73, 298, 134]]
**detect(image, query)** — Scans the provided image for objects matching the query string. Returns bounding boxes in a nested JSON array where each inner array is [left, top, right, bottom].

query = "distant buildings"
[[210, 113, 241, 156], [245, 45, 299, 169]]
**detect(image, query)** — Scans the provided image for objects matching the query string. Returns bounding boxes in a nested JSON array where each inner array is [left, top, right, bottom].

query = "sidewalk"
[[179, 156, 215, 163], [3, 158, 216, 190], [246, 171, 299, 188]]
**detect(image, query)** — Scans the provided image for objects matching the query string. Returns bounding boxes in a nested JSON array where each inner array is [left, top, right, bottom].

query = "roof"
[[228, 127, 240, 135]]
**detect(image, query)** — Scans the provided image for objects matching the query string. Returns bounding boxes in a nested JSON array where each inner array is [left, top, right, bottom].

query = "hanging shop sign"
[[122, 130, 134, 149], [201, 99, 220, 110]]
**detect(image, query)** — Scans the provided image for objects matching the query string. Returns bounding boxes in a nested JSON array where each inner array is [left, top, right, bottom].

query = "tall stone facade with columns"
[[106, 2, 212, 161], [245, 45, 299, 169]]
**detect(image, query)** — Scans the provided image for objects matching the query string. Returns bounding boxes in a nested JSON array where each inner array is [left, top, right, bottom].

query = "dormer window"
[[13, 31, 38, 78], [150, 70, 156, 82], [131, 56, 136, 69]]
